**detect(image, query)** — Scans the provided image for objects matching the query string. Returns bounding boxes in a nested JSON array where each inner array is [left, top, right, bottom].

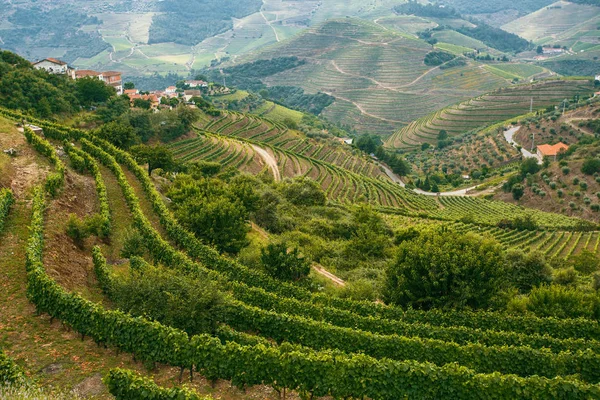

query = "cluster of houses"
[[31, 57, 222, 109], [32, 58, 124, 95], [123, 80, 210, 110]]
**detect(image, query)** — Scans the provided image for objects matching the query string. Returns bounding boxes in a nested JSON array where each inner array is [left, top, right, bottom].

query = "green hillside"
[[386, 79, 595, 149], [4, 45, 600, 399]]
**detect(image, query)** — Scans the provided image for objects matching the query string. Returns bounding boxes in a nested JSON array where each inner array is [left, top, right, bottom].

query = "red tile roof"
[[75, 69, 101, 78], [537, 142, 569, 157], [102, 71, 122, 77]]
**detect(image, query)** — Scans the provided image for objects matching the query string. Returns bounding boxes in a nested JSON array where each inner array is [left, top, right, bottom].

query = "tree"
[[438, 130, 448, 140], [505, 250, 552, 293], [520, 157, 541, 176], [581, 158, 600, 175], [174, 196, 249, 254], [355, 135, 380, 154], [281, 177, 326, 206], [261, 242, 311, 282], [384, 231, 506, 310], [123, 82, 135, 90], [76, 76, 115, 106], [112, 266, 224, 336], [133, 98, 152, 110], [536, 45, 544, 54], [94, 121, 137, 149], [512, 184, 525, 200], [130, 144, 176, 174]]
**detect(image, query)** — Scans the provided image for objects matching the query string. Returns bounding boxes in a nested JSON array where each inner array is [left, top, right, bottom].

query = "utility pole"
[[562, 99, 567, 115], [530, 97, 533, 113], [532, 131, 535, 152]]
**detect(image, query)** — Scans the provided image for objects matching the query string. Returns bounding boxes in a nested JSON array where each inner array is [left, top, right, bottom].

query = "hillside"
[[4, 98, 600, 398], [493, 99, 600, 220], [386, 78, 595, 149], [236, 18, 524, 136], [502, 1, 600, 46]]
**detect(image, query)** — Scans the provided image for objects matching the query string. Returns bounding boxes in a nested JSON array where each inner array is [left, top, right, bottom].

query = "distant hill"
[[502, 1, 600, 45], [235, 18, 516, 136]]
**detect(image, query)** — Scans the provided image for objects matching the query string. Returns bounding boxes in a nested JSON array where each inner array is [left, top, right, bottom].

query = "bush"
[[581, 158, 600, 175], [562, 167, 571, 175], [505, 250, 552, 293], [120, 228, 146, 258], [261, 242, 311, 282], [553, 267, 578, 286], [569, 250, 600, 275], [66, 214, 90, 247], [280, 177, 326, 207], [525, 285, 600, 320], [384, 231, 506, 310]]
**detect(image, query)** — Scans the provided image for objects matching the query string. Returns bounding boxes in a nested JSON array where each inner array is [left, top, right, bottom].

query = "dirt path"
[[251, 144, 281, 181], [261, 0, 280, 42], [324, 91, 408, 124], [313, 265, 345, 287]]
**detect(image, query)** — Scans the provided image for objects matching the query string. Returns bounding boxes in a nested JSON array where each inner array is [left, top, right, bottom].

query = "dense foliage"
[[439, 0, 555, 14], [457, 22, 531, 53], [0, 51, 79, 117], [149, 0, 262, 45], [394, 1, 460, 18], [0, 189, 14, 234], [385, 230, 506, 310], [2, 6, 109, 62], [424, 51, 456, 66]]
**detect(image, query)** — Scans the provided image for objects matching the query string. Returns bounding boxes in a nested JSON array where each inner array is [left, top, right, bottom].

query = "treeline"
[[439, 0, 555, 14], [355, 135, 411, 176], [263, 86, 335, 115], [541, 59, 600, 77], [394, 1, 460, 18], [457, 22, 531, 53], [424, 51, 456, 66], [149, 0, 262, 45]]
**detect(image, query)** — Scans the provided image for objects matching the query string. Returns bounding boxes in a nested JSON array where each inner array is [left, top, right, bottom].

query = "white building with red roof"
[[32, 58, 75, 78]]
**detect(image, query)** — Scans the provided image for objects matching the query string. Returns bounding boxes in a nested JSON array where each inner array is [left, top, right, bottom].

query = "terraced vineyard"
[[162, 109, 591, 230], [502, 1, 600, 46], [4, 108, 600, 399], [245, 18, 513, 136], [386, 79, 595, 149]]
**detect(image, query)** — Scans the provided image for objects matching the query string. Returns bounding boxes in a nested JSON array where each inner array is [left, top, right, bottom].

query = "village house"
[[184, 90, 202, 102], [32, 58, 75, 78], [126, 92, 160, 109], [185, 80, 208, 88], [124, 89, 139, 96], [165, 86, 177, 94], [537, 142, 569, 161], [75, 69, 123, 95]]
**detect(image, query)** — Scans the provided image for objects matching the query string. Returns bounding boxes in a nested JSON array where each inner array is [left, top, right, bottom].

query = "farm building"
[[75, 69, 123, 95], [537, 142, 569, 161]]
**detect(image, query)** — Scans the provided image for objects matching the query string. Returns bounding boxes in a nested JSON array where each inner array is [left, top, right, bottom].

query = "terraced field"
[[386, 79, 595, 149], [155, 110, 591, 230], [247, 18, 513, 136], [3, 108, 600, 399], [502, 1, 600, 46]]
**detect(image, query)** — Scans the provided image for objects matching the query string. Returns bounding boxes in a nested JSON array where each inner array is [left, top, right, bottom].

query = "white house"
[[595, 74, 600, 82], [33, 58, 75, 78], [185, 80, 208, 88]]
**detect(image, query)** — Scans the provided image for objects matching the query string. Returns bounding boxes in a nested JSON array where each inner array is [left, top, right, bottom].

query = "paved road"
[[503, 126, 542, 164]]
